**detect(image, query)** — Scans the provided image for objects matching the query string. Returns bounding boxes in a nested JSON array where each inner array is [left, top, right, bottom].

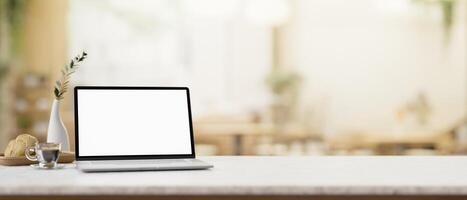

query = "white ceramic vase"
[[46, 99, 69, 151]]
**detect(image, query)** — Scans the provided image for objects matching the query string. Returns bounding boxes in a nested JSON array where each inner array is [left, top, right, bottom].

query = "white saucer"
[[30, 164, 66, 170]]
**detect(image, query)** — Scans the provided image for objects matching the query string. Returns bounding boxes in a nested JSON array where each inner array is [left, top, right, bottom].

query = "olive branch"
[[54, 51, 87, 100]]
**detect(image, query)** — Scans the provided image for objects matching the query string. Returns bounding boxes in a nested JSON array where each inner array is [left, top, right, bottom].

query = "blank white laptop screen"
[[76, 89, 193, 156]]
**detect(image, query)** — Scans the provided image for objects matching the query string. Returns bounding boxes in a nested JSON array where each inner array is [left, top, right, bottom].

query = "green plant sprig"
[[54, 51, 87, 100]]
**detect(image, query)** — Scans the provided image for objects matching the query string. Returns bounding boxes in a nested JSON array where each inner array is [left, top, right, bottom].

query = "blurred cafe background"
[[0, 0, 466, 156]]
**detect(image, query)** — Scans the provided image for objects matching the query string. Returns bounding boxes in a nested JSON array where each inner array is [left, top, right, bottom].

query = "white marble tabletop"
[[1, 156, 467, 196]]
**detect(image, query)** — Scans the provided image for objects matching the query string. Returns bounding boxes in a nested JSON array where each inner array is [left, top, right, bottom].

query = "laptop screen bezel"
[[74, 86, 196, 161]]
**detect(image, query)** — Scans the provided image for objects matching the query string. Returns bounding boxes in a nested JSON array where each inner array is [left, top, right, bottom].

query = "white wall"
[[68, 0, 272, 117], [69, 0, 467, 135], [283, 0, 466, 135]]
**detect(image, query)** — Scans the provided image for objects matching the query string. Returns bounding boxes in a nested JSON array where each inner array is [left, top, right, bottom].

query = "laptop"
[[74, 86, 213, 172]]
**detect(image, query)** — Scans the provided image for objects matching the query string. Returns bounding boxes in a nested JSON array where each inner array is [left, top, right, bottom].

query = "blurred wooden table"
[[194, 123, 316, 155], [326, 130, 452, 155], [365, 131, 451, 154]]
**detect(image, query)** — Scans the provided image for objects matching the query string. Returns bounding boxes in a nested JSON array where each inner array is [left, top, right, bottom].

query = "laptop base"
[[77, 158, 213, 172]]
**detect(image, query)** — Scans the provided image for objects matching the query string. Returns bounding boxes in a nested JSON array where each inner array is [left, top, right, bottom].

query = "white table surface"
[[1, 156, 467, 196]]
